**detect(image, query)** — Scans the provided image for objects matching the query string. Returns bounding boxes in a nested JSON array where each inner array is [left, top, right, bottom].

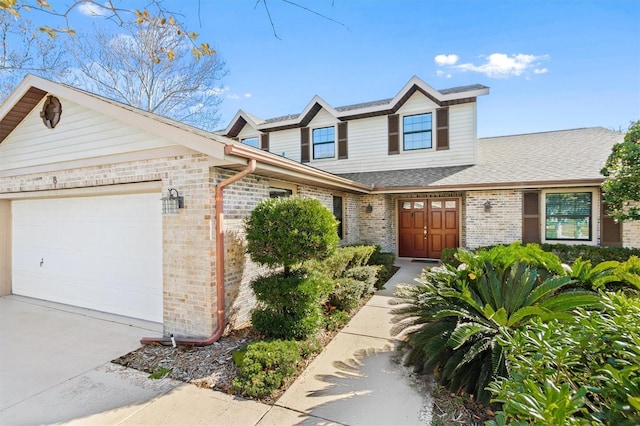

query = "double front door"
[[398, 198, 460, 259]]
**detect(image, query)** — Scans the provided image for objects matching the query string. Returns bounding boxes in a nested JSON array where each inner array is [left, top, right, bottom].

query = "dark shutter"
[[260, 133, 269, 151], [601, 198, 622, 247], [388, 114, 399, 155], [522, 192, 540, 243], [300, 127, 310, 163], [337, 122, 348, 159], [436, 107, 449, 150]]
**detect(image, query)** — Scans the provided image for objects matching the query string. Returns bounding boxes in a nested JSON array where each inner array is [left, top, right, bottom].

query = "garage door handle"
[[40, 258, 44, 267]]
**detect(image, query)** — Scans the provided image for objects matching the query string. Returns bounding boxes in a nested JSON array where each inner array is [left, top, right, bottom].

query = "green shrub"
[[245, 196, 339, 274], [307, 245, 377, 279], [368, 250, 397, 290], [487, 292, 640, 425], [324, 309, 351, 331], [231, 340, 301, 398], [328, 278, 365, 312], [345, 265, 380, 296], [297, 337, 323, 358], [251, 270, 334, 339], [392, 248, 601, 404]]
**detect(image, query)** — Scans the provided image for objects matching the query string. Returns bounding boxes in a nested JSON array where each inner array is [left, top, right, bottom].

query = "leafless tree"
[[65, 20, 227, 131], [0, 9, 68, 98]]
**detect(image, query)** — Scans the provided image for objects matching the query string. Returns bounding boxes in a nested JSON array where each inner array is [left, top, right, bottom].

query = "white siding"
[[272, 92, 478, 173], [269, 128, 300, 160], [0, 97, 178, 172], [236, 124, 260, 141]]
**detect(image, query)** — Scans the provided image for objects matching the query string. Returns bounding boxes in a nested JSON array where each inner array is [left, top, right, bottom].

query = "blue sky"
[[73, 1, 639, 136]]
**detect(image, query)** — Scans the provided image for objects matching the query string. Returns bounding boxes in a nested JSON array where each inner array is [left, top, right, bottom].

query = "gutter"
[[141, 159, 257, 346], [224, 144, 371, 193]]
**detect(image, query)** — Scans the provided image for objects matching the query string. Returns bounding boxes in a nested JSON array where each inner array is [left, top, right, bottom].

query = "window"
[[269, 188, 292, 198], [545, 192, 592, 240], [241, 137, 259, 148], [312, 127, 335, 159], [268, 180, 297, 199], [403, 113, 432, 150], [333, 195, 343, 239]]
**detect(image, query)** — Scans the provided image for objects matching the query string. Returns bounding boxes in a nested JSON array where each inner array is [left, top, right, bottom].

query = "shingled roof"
[[336, 127, 622, 190]]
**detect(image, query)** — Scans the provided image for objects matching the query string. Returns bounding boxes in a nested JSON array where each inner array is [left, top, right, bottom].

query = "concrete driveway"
[[0, 295, 173, 425]]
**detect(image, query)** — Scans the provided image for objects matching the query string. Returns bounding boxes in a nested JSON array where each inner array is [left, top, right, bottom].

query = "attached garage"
[[11, 192, 163, 322]]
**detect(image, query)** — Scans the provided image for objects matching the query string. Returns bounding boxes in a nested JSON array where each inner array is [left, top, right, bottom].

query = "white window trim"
[[311, 125, 337, 161], [540, 187, 599, 246], [401, 111, 436, 153]]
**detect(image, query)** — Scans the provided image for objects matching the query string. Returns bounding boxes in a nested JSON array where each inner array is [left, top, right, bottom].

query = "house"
[[0, 75, 637, 340]]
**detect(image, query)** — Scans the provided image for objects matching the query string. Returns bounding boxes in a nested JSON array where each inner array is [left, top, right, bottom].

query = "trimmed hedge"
[[442, 243, 640, 267], [251, 270, 333, 339], [328, 278, 365, 312], [368, 247, 397, 289], [231, 340, 301, 398]]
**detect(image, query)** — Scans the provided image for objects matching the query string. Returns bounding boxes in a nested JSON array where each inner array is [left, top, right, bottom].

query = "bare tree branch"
[[64, 19, 227, 131]]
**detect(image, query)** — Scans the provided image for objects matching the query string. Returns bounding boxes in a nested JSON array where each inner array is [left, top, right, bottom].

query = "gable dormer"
[[222, 76, 489, 172]]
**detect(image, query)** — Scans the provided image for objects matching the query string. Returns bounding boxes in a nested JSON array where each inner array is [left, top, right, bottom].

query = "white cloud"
[[455, 53, 550, 78], [77, 2, 109, 16], [227, 94, 240, 100], [436, 70, 452, 79], [534, 68, 548, 74], [244, 93, 252, 98], [434, 54, 459, 66]]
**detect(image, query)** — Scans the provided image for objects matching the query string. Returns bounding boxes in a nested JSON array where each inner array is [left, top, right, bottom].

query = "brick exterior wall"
[[359, 194, 395, 252], [0, 153, 219, 338], [465, 190, 522, 249], [623, 221, 640, 248]]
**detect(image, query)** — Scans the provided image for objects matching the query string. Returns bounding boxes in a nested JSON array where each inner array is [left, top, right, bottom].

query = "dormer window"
[[403, 113, 432, 150], [312, 126, 335, 159], [241, 137, 259, 148]]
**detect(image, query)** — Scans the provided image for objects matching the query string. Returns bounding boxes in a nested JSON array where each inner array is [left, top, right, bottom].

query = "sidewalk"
[[66, 259, 432, 426]]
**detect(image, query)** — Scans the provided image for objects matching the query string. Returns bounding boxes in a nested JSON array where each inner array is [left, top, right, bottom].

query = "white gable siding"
[[0, 97, 178, 172], [236, 124, 260, 141], [294, 93, 477, 174], [268, 128, 300, 160]]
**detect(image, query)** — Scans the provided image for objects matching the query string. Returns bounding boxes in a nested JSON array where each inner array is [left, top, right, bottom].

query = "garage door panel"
[[12, 193, 163, 322]]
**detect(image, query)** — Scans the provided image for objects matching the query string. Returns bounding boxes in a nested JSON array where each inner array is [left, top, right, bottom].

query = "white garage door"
[[12, 193, 163, 322]]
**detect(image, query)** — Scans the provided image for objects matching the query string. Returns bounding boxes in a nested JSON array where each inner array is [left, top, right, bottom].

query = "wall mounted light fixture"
[[366, 203, 373, 213], [484, 200, 493, 213], [162, 188, 184, 215]]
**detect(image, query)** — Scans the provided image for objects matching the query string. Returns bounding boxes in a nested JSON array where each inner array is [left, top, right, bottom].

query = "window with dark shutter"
[[436, 107, 449, 150], [260, 133, 270, 151], [601, 198, 622, 247], [300, 127, 310, 163], [388, 114, 399, 155], [522, 191, 540, 243], [338, 122, 348, 159]]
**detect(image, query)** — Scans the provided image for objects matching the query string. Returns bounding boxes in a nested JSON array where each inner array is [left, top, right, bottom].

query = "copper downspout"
[[141, 159, 257, 346]]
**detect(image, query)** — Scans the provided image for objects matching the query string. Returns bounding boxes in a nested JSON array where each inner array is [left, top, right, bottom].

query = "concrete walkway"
[[8, 259, 433, 425]]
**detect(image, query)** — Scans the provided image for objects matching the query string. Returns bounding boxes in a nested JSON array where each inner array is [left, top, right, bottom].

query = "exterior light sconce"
[[366, 203, 373, 213], [484, 200, 493, 213], [162, 188, 184, 215]]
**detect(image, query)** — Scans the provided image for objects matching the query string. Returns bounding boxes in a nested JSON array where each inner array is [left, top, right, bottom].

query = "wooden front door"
[[398, 198, 460, 259]]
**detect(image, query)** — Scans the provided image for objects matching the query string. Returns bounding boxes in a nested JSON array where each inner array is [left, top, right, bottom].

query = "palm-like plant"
[[391, 260, 601, 404]]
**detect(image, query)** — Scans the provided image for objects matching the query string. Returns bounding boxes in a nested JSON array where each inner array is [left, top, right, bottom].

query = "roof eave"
[[371, 178, 604, 194]]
